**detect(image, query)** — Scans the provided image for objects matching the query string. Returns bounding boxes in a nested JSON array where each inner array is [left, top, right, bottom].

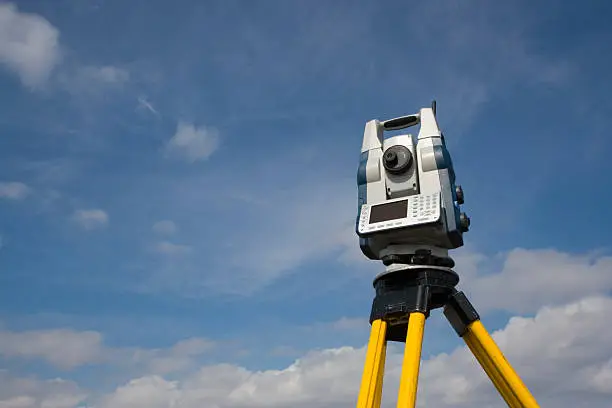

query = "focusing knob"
[[384, 150, 398, 166], [382, 145, 413, 175], [456, 185, 464, 204], [459, 212, 470, 232]]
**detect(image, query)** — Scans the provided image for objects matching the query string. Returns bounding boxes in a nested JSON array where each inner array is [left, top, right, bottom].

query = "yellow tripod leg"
[[464, 320, 540, 408], [356, 319, 387, 408], [373, 340, 387, 407], [396, 312, 426, 408], [464, 333, 522, 408]]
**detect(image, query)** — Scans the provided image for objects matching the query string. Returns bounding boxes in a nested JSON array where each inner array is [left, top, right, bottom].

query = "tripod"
[[355, 264, 541, 408]]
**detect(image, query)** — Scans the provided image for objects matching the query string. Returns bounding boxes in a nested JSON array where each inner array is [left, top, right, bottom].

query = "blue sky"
[[1, 1, 612, 407]]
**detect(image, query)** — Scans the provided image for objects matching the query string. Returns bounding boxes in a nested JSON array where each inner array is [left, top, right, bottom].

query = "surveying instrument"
[[354, 101, 540, 407]]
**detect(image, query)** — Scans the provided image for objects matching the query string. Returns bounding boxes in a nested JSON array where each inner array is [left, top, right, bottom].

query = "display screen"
[[369, 200, 408, 224]]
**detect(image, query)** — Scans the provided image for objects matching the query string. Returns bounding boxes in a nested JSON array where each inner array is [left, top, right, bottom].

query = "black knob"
[[382, 145, 413, 175], [455, 185, 464, 204], [382, 254, 404, 266], [384, 151, 398, 166], [459, 212, 470, 232]]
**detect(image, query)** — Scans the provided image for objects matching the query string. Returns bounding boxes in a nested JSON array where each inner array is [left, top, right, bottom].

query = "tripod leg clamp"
[[369, 284, 430, 343], [369, 266, 460, 342], [443, 291, 480, 337]]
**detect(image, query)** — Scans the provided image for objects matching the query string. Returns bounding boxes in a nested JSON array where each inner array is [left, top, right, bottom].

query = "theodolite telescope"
[[356, 100, 470, 268], [354, 102, 540, 408]]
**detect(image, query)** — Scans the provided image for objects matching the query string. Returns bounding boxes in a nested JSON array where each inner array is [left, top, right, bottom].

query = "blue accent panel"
[[433, 145, 456, 183], [433, 145, 448, 169], [442, 138, 456, 184], [434, 140, 461, 237], [357, 151, 369, 210], [357, 185, 366, 217], [358, 184, 367, 210], [357, 151, 369, 185], [356, 152, 377, 258], [356, 151, 369, 234], [434, 143, 461, 234]]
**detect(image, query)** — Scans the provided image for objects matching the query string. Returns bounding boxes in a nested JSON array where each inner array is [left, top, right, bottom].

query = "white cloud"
[[98, 376, 181, 408], [132, 147, 367, 297], [414, 296, 612, 407], [152, 221, 177, 236], [137, 96, 159, 116], [0, 327, 214, 377], [55, 64, 131, 96], [0, 3, 129, 93], [329, 317, 368, 331], [0, 182, 31, 200], [72, 209, 109, 230], [210, 175, 367, 294], [91, 295, 612, 408], [170, 338, 215, 356], [0, 329, 104, 370], [129, 337, 216, 376], [0, 3, 61, 88], [0, 396, 36, 408], [1, 294, 610, 406], [0, 371, 86, 408], [456, 248, 612, 314], [165, 121, 220, 162]]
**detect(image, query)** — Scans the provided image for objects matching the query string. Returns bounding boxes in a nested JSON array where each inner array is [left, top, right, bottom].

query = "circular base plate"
[[374, 264, 458, 284]]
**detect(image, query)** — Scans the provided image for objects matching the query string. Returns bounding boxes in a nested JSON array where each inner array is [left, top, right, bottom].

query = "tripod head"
[[356, 101, 470, 268]]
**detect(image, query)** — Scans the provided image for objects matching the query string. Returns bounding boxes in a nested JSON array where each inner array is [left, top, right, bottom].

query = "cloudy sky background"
[[1, 0, 612, 406]]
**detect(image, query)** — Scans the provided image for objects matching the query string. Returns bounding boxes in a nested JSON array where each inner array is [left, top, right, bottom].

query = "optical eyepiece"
[[383, 145, 412, 175]]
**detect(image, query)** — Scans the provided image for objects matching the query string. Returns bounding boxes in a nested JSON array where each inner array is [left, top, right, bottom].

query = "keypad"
[[358, 193, 440, 234]]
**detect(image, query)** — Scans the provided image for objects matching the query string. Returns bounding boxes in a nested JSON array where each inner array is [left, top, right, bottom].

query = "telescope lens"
[[385, 151, 398, 164], [383, 145, 412, 175]]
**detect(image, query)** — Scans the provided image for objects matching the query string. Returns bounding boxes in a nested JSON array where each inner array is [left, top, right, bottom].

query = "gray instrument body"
[[356, 104, 469, 262]]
